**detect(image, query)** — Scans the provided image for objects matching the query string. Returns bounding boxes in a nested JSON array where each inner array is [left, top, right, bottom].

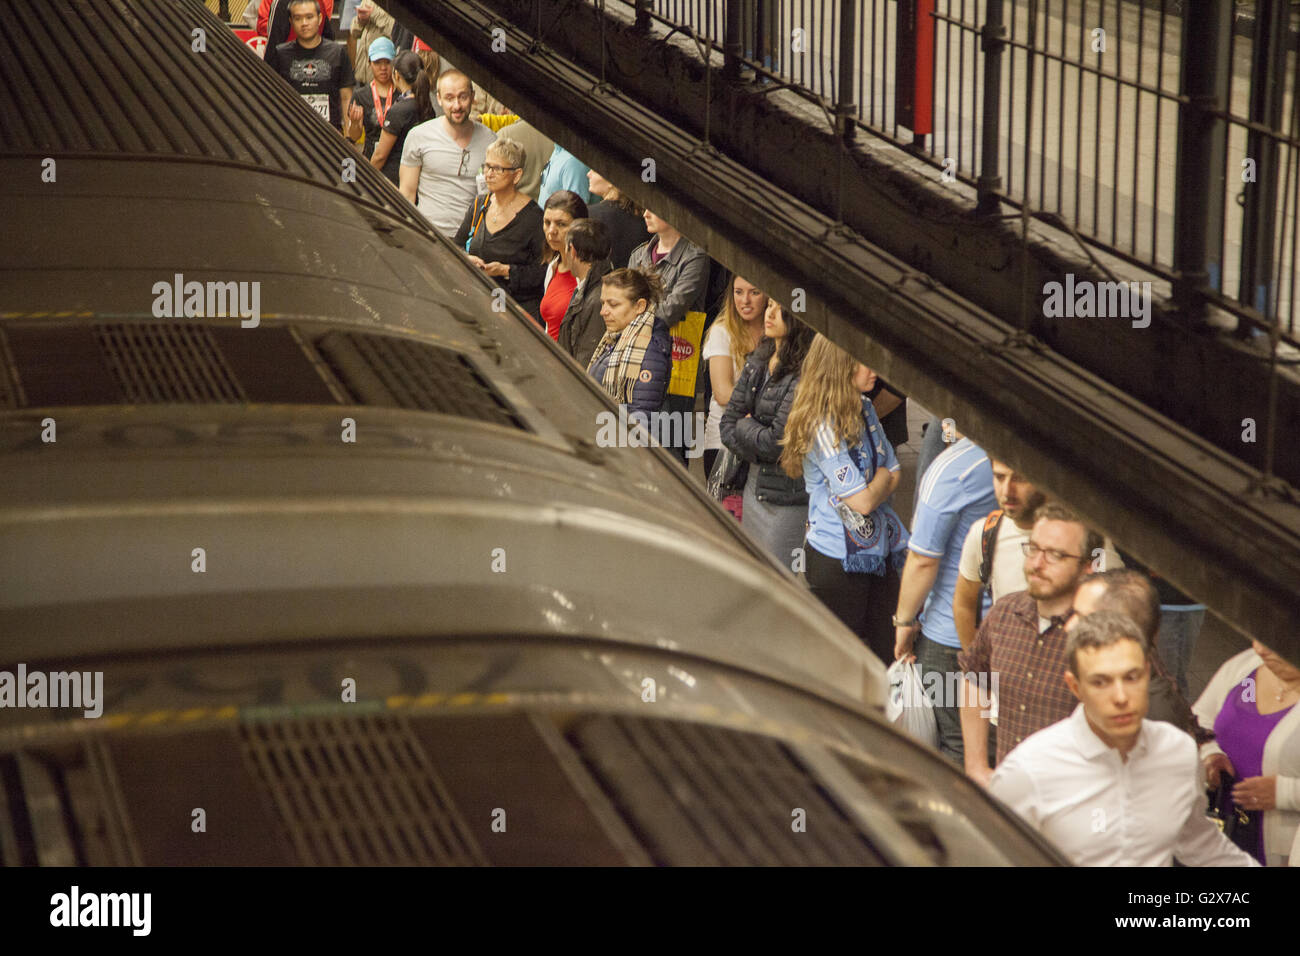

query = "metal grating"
[[316, 331, 527, 429], [239, 714, 487, 866], [571, 716, 885, 866], [94, 324, 245, 404]]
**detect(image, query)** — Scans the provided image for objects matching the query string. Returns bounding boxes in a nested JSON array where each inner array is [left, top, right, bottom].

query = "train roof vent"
[[569, 715, 887, 866], [95, 324, 245, 404], [1, 323, 339, 407], [239, 714, 488, 866], [315, 331, 528, 430]]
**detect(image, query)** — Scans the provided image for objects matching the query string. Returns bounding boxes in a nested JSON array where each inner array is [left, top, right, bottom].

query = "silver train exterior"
[[0, 0, 1065, 865]]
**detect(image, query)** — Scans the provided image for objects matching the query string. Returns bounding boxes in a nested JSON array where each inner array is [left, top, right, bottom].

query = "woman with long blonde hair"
[[701, 275, 767, 479], [781, 335, 908, 662]]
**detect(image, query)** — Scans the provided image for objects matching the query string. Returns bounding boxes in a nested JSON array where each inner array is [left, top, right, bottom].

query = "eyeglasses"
[[457, 149, 470, 176], [1021, 542, 1085, 565], [481, 163, 520, 175]]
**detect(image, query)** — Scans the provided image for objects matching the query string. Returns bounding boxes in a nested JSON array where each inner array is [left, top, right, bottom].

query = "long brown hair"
[[779, 334, 866, 477], [716, 274, 766, 373]]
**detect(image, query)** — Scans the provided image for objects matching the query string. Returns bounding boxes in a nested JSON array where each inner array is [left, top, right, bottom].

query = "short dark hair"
[[1079, 568, 1161, 646], [1032, 502, 1104, 564], [565, 219, 611, 264], [287, 0, 323, 15], [1066, 610, 1149, 677]]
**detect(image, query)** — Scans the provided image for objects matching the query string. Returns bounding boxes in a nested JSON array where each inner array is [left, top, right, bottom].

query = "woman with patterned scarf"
[[586, 268, 673, 419], [780, 335, 910, 664]]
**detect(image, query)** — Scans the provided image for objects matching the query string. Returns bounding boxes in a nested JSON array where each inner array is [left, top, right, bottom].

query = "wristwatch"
[[892, 615, 918, 628]]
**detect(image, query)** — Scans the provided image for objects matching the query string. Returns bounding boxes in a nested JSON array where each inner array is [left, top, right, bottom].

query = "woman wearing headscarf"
[[780, 334, 909, 662]]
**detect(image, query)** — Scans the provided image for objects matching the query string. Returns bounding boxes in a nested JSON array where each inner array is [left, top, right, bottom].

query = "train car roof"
[[0, 0, 888, 710]]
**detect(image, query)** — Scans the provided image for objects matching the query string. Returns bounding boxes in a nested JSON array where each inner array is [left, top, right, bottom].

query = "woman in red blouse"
[[532, 191, 589, 339]]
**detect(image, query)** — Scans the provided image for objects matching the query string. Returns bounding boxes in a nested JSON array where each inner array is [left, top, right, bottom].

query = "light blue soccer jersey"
[[803, 401, 900, 560], [909, 438, 996, 647]]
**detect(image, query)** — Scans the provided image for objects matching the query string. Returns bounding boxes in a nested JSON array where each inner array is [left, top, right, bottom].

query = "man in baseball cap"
[[349, 0, 396, 86], [346, 35, 397, 154]]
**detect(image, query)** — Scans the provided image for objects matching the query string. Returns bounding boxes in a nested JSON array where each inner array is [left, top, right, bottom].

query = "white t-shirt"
[[958, 514, 1125, 599], [400, 119, 496, 237], [702, 321, 736, 450], [958, 515, 1032, 603]]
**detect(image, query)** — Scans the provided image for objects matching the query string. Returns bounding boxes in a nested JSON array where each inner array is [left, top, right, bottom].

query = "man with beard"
[[956, 503, 1102, 785], [265, 0, 353, 132], [952, 460, 1047, 649], [399, 70, 496, 237]]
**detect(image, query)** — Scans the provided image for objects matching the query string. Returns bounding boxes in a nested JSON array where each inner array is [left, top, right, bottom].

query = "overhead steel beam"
[[387, 0, 1300, 660]]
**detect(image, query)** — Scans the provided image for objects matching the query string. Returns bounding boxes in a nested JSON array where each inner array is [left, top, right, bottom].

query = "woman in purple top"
[[1193, 639, 1300, 865]]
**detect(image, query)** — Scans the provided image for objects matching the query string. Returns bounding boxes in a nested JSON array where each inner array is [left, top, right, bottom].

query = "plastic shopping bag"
[[885, 658, 939, 749]]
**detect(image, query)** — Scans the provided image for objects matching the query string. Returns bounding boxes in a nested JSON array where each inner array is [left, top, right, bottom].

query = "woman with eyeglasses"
[[453, 139, 545, 319], [779, 334, 908, 662]]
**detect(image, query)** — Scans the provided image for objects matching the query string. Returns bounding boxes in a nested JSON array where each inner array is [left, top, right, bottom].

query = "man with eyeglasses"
[[399, 70, 496, 237], [956, 503, 1103, 785]]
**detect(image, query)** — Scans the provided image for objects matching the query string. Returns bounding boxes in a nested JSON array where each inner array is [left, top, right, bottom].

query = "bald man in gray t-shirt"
[[398, 71, 496, 237]]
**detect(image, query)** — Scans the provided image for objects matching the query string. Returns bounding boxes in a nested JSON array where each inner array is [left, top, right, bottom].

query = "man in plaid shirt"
[[957, 503, 1102, 785]]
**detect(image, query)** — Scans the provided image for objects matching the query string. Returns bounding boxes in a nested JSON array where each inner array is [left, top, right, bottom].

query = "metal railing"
[[603, 0, 1300, 348]]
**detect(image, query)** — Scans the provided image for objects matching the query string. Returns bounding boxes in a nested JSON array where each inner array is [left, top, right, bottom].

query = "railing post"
[[835, 0, 856, 142], [635, 0, 652, 31], [1237, 0, 1288, 328], [724, 0, 745, 83], [975, 0, 1006, 216], [1172, 0, 1232, 323]]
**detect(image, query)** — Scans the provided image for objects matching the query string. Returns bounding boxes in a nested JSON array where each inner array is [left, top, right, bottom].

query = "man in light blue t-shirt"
[[892, 432, 996, 764], [538, 145, 591, 205]]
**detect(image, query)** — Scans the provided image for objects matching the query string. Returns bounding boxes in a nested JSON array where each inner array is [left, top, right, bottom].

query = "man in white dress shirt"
[[989, 611, 1257, 866]]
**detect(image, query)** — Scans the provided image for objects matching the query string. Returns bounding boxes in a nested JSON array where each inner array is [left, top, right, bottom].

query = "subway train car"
[[0, 0, 1064, 865]]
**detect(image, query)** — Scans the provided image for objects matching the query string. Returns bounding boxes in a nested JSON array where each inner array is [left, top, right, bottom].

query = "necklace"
[[488, 194, 517, 225]]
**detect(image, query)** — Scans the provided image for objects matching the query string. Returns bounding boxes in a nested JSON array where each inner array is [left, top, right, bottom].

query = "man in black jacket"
[[557, 219, 614, 370]]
